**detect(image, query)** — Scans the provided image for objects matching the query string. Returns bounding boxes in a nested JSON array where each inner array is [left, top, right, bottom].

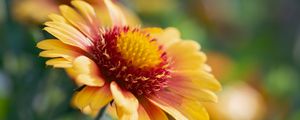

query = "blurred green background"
[[1, 0, 300, 120]]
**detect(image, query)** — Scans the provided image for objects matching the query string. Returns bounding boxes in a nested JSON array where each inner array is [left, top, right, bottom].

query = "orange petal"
[[137, 104, 150, 120], [104, 0, 127, 26], [139, 97, 168, 120], [72, 85, 112, 116], [71, 56, 105, 87], [110, 81, 138, 120]]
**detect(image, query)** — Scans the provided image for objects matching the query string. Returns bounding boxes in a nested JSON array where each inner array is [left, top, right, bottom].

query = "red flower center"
[[91, 26, 171, 96]]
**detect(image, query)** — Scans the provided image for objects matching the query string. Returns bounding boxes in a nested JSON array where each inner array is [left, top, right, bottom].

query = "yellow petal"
[[147, 94, 187, 120], [37, 39, 82, 52], [177, 100, 209, 120], [156, 27, 210, 71], [59, 4, 97, 41], [169, 82, 218, 102], [72, 56, 98, 75], [76, 75, 104, 87], [39, 50, 77, 61], [168, 72, 219, 102], [45, 21, 92, 48], [148, 91, 209, 120], [155, 27, 181, 48], [48, 14, 67, 23], [110, 81, 138, 120], [71, 0, 96, 24], [167, 40, 207, 70], [65, 68, 83, 86], [72, 86, 97, 110], [143, 27, 163, 35], [104, 0, 127, 26], [89, 85, 112, 110], [72, 56, 105, 87], [37, 39, 84, 67], [44, 27, 90, 52], [71, 0, 100, 39], [72, 85, 112, 116], [139, 97, 168, 120], [46, 58, 72, 68], [81, 106, 102, 117], [173, 70, 222, 92], [82, 105, 93, 115]]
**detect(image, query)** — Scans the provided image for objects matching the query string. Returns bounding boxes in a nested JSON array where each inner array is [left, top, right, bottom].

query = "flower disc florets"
[[91, 26, 171, 96]]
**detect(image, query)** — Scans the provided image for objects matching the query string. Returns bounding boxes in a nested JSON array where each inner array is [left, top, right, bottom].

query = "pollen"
[[116, 31, 162, 68]]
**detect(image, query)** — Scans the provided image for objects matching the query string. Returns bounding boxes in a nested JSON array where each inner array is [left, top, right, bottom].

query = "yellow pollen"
[[116, 31, 162, 68]]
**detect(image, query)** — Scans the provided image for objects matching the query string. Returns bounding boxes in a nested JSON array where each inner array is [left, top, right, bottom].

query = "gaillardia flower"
[[37, 0, 221, 119]]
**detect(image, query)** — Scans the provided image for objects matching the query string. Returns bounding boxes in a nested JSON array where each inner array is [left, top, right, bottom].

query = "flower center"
[[116, 29, 162, 68], [92, 27, 171, 96]]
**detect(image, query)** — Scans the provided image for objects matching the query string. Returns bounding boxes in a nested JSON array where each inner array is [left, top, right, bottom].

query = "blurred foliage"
[[1, 0, 300, 119]]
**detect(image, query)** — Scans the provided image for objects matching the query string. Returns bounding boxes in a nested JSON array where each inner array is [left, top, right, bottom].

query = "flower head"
[[37, 0, 221, 119]]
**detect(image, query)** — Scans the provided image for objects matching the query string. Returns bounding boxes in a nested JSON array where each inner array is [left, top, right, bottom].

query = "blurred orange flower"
[[12, 0, 140, 25], [37, 0, 221, 119], [207, 52, 233, 81]]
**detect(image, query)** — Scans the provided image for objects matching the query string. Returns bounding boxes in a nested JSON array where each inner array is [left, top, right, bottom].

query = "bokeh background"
[[1, 0, 300, 120]]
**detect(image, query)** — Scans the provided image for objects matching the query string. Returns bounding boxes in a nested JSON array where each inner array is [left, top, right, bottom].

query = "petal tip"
[[104, 0, 127, 26]]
